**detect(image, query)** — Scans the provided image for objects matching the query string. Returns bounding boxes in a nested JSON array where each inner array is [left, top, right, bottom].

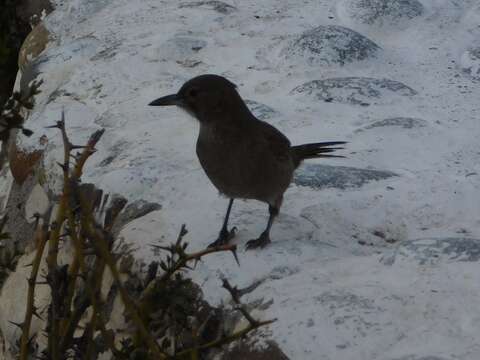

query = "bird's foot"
[[208, 227, 237, 248], [245, 232, 271, 250]]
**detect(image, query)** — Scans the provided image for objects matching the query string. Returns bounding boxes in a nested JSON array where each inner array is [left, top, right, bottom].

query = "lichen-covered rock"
[[460, 47, 480, 80], [338, 0, 424, 26], [363, 117, 428, 130], [294, 164, 398, 190], [245, 99, 279, 120], [313, 289, 382, 336], [179, 1, 237, 14], [291, 77, 417, 106], [281, 25, 380, 66], [382, 238, 480, 266]]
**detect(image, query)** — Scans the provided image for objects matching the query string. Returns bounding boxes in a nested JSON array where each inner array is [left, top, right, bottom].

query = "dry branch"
[[19, 213, 50, 360], [16, 116, 274, 360]]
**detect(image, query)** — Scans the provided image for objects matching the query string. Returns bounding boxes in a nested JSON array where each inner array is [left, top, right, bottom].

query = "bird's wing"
[[256, 120, 292, 162]]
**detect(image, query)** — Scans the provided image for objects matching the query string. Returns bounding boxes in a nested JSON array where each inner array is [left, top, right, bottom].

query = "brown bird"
[[149, 74, 345, 249]]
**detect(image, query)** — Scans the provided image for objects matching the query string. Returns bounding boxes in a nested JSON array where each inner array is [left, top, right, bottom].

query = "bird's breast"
[[196, 124, 240, 184], [197, 124, 256, 197]]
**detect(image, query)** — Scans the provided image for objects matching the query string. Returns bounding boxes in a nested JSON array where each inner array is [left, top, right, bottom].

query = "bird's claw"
[[208, 226, 237, 248], [245, 233, 271, 250]]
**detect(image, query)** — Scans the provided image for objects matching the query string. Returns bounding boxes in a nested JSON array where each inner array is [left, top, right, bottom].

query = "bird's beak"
[[148, 94, 182, 106]]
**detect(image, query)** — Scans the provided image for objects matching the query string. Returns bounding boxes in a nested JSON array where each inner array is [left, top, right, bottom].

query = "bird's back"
[[196, 117, 295, 206]]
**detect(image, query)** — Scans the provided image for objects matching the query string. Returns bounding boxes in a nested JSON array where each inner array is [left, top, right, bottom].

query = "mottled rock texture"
[[179, 1, 237, 14], [363, 117, 427, 130], [382, 238, 480, 265], [339, 0, 424, 26], [245, 99, 279, 120], [294, 164, 398, 190], [282, 25, 380, 66], [291, 77, 417, 106]]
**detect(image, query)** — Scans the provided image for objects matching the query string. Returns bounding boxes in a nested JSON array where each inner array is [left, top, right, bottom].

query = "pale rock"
[[24, 183, 49, 222]]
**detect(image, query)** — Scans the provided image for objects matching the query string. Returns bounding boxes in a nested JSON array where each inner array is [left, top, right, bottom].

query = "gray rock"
[[294, 164, 398, 190], [97, 140, 130, 166], [112, 199, 162, 236], [245, 99, 279, 120], [282, 25, 380, 66], [268, 265, 300, 280], [460, 47, 480, 80], [313, 290, 383, 338], [363, 117, 428, 130], [291, 77, 417, 106], [382, 238, 480, 266], [341, 0, 424, 26], [120, 200, 162, 222], [314, 291, 379, 312], [179, 1, 237, 14]]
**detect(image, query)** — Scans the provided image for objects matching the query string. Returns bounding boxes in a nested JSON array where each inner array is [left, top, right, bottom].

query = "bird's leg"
[[208, 198, 237, 247], [245, 205, 278, 250]]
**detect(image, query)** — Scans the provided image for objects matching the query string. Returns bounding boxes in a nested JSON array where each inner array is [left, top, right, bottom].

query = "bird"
[[149, 74, 346, 249]]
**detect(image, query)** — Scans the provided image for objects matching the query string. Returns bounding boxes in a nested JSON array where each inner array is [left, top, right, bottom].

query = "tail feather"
[[291, 141, 347, 167]]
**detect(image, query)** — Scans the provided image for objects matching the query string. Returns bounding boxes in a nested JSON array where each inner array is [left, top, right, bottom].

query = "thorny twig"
[[17, 116, 274, 360], [81, 216, 168, 359], [19, 210, 51, 360], [145, 226, 276, 358], [151, 224, 239, 282], [43, 114, 104, 359]]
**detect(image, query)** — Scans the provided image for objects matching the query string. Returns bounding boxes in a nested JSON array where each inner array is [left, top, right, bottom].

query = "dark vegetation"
[[0, 82, 274, 359], [1, 3, 274, 356], [0, 0, 31, 109]]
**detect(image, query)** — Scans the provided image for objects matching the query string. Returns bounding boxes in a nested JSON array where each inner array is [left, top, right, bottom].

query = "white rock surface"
[[25, 184, 50, 222], [2, 0, 480, 359]]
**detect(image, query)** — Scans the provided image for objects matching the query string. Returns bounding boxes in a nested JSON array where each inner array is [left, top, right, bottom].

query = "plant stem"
[[19, 222, 49, 360]]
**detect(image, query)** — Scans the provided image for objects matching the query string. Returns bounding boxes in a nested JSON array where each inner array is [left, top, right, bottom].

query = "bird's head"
[[149, 74, 245, 122]]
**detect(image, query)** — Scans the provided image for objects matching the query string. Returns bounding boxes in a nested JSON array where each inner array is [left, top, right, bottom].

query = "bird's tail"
[[291, 141, 347, 167]]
